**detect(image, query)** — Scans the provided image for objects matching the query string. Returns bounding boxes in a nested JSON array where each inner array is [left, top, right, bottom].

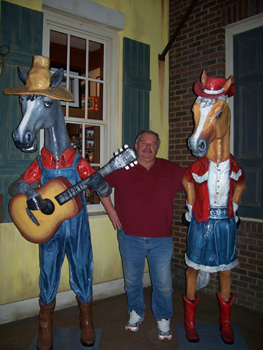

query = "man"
[[101, 130, 184, 341]]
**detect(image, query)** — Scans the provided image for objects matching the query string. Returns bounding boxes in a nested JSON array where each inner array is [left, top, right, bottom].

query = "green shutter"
[[122, 37, 151, 146], [0, 1, 43, 222]]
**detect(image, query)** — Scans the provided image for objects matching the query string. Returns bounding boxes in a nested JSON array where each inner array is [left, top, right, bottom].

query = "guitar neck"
[[55, 147, 136, 205], [55, 170, 102, 206]]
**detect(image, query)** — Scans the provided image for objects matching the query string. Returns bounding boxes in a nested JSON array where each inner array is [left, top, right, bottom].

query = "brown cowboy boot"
[[217, 292, 234, 344], [37, 299, 56, 350], [183, 294, 200, 342], [76, 297, 95, 347]]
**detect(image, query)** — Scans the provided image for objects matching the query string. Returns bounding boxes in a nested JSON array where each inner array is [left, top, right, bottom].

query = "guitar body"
[[9, 146, 137, 244], [9, 177, 83, 243]]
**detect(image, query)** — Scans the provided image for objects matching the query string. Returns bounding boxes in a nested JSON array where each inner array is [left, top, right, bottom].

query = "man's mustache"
[[142, 148, 152, 154]]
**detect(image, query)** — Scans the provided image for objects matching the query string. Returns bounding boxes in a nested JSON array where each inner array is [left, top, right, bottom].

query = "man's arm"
[[100, 196, 122, 230]]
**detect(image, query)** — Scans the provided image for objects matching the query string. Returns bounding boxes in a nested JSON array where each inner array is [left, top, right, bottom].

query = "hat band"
[[204, 87, 224, 95]]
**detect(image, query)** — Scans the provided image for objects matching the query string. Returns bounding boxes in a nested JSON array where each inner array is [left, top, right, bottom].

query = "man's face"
[[135, 133, 159, 163]]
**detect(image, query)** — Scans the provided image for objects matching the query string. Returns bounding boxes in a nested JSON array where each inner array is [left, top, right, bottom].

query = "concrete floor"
[[0, 284, 262, 350]]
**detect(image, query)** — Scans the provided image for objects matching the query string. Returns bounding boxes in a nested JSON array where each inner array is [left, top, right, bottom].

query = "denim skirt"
[[185, 211, 238, 272]]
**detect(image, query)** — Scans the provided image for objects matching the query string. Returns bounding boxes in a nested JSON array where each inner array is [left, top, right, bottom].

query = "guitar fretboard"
[[55, 175, 96, 205], [55, 147, 136, 205]]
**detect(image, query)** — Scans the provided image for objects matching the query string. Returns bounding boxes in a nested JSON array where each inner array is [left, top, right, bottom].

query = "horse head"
[[12, 69, 65, 153], [4, 56, 74, 155], [188, 71, 235, 163]]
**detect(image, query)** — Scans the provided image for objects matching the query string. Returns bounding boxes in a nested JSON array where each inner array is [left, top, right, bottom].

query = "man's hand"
[[108, 208, 122, 230], [100, 196, 122, 230]]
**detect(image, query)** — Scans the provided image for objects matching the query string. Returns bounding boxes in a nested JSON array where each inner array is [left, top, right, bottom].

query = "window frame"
[[42, 9, 119, 213], [225, 13, 263, 222], [225, 13, 263, 154]]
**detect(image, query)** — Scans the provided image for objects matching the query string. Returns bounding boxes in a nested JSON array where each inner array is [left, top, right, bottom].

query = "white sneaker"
[[157, 318, 172, 340], [125, 310, 144, 332]]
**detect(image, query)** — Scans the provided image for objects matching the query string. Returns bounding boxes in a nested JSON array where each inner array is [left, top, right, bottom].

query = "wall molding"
[[42, 0, 124, 31]]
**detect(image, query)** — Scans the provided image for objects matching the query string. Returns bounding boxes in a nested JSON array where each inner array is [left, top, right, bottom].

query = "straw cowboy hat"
[[4, 55, 74, 101], [194, 70, 235, 98]]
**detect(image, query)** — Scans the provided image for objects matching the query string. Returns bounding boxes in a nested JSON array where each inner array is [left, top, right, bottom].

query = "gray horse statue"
[[4, 55, 113, 350]]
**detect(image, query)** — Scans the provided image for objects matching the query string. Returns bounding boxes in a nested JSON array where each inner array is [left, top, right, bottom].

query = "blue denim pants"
[[39, 208, 93, 306], [117, 229, 173, 320]]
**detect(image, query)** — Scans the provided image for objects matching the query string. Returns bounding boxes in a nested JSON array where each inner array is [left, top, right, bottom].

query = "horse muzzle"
[[12, 130, 38, 153], [188, 136, 209, 157]]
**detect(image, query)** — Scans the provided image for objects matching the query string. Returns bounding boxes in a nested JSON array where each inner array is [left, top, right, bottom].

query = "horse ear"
[[50, 68, 64, 88], [18, 67, 28, 85], [223, 75, 233, 93], [201, 70, 207, 88]]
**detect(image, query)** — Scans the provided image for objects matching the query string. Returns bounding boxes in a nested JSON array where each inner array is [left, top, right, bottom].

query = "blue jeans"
[[117, 229, 173, 320]]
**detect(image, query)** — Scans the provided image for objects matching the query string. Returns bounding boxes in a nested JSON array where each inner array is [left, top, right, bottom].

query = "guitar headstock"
[[114, 145, 138, 170], [99, 145, 138, 177]]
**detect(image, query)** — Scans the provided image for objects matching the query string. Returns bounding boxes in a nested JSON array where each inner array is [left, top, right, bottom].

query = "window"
[[42, 9, 119, 212], [225, 14, 263, 221]]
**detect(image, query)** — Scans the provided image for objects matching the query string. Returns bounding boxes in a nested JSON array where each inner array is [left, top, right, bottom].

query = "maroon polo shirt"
[[105, 158, 184, 237]]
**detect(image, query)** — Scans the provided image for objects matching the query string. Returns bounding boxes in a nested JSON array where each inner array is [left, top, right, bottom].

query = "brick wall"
[[169, 0, 263, 312]]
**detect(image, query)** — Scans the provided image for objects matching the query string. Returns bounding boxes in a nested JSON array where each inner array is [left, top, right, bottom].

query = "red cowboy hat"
[[194, 71, 235, 98]]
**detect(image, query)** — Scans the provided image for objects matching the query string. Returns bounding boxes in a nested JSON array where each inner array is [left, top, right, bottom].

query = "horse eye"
[[44, 101, 52, 107], [215, 111, 223, 119]]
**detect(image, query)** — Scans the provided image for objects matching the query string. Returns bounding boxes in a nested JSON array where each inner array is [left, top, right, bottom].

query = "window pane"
[[89, 41, 103, 79], [81, 80, 87, 110], [88, 41, 104, 121], [70, 35, 86, 75], [67, 123, 83, 154], [50, 30, 67, 70], [84, 125, 100, 164], [85, 165, 100, 205]]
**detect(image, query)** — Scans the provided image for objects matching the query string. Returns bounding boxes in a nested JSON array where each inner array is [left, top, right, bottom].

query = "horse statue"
[[182, 71, 246, 345], [4, 55, 136, 350]]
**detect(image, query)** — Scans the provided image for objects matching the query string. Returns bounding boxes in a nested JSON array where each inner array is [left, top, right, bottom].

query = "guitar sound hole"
[[41, 199, 55, 215]]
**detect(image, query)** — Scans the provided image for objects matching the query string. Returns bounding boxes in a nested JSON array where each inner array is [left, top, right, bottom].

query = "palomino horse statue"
[[4, 56, 136, 350], [182, 71, 246, 344]]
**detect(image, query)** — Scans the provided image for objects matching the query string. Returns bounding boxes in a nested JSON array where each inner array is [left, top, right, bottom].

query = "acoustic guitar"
[[9, 146, 137, 244]]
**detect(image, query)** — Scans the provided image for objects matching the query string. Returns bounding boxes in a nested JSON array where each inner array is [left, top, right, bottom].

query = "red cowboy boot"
[[217, 292, 234, 344], [183, 294, 200, 342], [76, 297, 95, 347], [37, 299, 56, 350]]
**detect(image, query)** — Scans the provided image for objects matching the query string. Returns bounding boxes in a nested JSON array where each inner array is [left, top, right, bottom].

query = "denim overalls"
[[37, 154, 93, 305]]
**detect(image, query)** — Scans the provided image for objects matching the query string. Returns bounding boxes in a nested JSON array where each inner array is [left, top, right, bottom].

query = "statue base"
[[28, 328, 101, 350], [176, 322, 247, 350]]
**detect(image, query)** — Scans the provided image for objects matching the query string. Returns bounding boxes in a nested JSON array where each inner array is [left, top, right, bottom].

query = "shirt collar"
[[41, 147, 76, 167], [137, 157, 160, 171]]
